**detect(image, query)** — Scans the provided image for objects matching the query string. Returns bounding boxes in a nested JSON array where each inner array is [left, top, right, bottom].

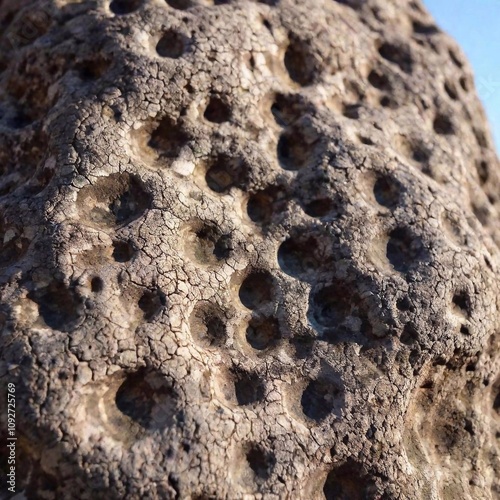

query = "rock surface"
[[0, 0, 499, 498]]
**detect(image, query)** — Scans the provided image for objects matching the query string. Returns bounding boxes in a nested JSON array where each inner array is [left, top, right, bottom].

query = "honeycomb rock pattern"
[[0, 0, 499, 498]]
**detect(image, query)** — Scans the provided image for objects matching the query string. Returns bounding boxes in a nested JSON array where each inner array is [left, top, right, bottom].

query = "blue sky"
[[425, 0, 500, 152]]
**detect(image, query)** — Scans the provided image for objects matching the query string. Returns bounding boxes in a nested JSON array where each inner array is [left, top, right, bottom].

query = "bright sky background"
[[425, 0, 500, 152]]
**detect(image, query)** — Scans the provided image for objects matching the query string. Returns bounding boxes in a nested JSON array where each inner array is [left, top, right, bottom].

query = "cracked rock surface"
[[0, 0, 499, 498]]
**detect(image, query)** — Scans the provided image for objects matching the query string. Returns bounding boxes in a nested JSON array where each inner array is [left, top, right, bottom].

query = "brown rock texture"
[[0, 0, 499, 498]]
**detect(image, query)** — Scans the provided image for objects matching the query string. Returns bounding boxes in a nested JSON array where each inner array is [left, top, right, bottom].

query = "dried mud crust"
[[0, 0, 499, 498]]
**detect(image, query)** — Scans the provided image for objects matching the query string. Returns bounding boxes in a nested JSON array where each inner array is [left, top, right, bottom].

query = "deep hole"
[[459, 76, 469, 92], [378, 41, 413, 74], [473, 127, 488, 148], [309, 283, 372, 342], [277, 129, 315, 171], [460, 324, 470, 335], [284, 37, 315, 86], [373, 175, 400, 208], [342, 104, 362, 120], [412, 20, 438, 35], [110, 0, 142, 14], [278, 235, 322, 279], [302, 198, 337, 218], [332, 0, 365, 8], [234, 370, 265, 406], [190, 303, 227, 347], [247, 187, 287, 225], [412, 144, 430, 164], [494, 390, 500, 414], [452, 291, 471, 317], [400, 323, 418, 345], [476, 160, 489, 185], [204, 96, 231, 123], [156, 30, 187, 59], [246, 316, 280, 350], [239, 270, 274, 309], [149, 116, 190, 158], [112, 240, 136, 262], [138, 288, 166, 322], [359, 135, 374, 146], [205, 156, 245, 193], [386, 227, 427, 274], [28, 281, 83, 332], [115, 369, 178, 430], [433, 113, 454, 135], [449, 48, 463, 69], [165, 0, 192, 9], [301, 377, 342, 421], [270, 93, 301, 126], [368, 69, 391, 91], [190, 224, 230, 263], [108, 177, 152, 225], [444, 81, 458, 101], [396, 297, 413, 312], [324, 460, 377, 500], [91, 276, 104, 293], [246, 445, 275, 481]]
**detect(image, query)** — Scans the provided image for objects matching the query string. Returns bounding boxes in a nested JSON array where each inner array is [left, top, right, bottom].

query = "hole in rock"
[[309, 282, 372, 342], [323, 460, 377, 500], [301, 376, 343, 421], [156, 30, 187, 58], [378, 41, 413, 74], [165, 0, 192, 8], [115, 369, 179, 430], [28, 281, 84, 332], [205, 155, 246, 193], [91, 277, 104, 293], [373, 174, 400, 208], [112, 240, 136, 262], [110, 0, 142, 14], [138, 288, 167, 322], [400, 323, 418, 345], [239, 270, 274, 309], [233, 370, 265, 406], [204, 95, 231, 123], [386, 227, 428, 274], [0, 219, 29, 267], [246, 444, 275, 482], [452, 291, 471, 317], [368, 69, 391, 91], [433, 114, 454, 135], [284, 36, 316, 86], [277, 129, 317, 171], [412, 20, 438, 35], [77, 173, 152, 228], [278, 235, 323, 279], [190, 302, 227, 347], [246, 316, 280, 350], [187, 223, 231, 264], [149, 115, 190, 159], [247, 186, 287, 225]]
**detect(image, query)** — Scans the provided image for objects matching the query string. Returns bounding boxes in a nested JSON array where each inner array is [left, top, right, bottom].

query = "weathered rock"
[[0, 0, 499, 498]]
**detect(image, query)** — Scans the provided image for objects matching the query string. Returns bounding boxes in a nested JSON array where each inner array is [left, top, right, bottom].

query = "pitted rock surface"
[[0, 0, 499, 498]]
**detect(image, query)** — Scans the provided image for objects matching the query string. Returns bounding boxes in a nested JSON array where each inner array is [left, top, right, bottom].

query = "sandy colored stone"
[[0, 0, 499, 498]]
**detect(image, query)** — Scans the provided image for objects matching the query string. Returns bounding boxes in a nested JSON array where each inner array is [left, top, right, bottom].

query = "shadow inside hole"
[[190, 302, 227, 347], [239, 270, 274, 309], [233, 369, 265, 406], [386, 227, 428, 274], [110, 0, 143, 14], [246, 444, 276, 482], [112, 240, 136, 262], [115, 369, 179, 430], [138, 288, 167, 322], [323, 460, 377, 500], [246, 316, 280, 350], [301, 375, 343, 421], [204, 95, 231, 123], [156, 30, 188, 58]]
